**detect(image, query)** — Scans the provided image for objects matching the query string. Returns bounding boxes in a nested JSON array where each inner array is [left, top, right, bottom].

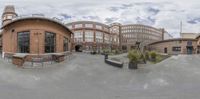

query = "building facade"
[[1, 5, 72, 57], [196, 35, 200, 53], [66, 21, 119, 52], [149, 38, 197, 55], [66, 22, 169, 52], [121, 24, 165, 51]]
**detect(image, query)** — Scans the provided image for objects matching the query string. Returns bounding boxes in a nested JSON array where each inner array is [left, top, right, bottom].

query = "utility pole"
[[180, 21, 182, 36]]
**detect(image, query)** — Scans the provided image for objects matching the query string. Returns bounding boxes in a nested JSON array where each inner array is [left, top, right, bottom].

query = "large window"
[[74, 31, 83, 42], [96, 31, 103, 43], [63, 37, 68, 51], [96, 25, 102, 30], [104, 33, 110, 43], [45, 32, 56, 53], [85, 31, 94, 42], [17, 31, 30, 53]]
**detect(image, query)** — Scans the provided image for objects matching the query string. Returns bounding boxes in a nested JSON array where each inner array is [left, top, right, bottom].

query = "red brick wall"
[[2, 19, 72, 54]]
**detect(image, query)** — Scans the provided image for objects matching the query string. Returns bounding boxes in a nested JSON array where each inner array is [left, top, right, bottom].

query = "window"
[[7, 15, 12, 19], [96, 31, 103, 43], [74, 31, 83, 42], [172, 47, 181, 51], [17, 31, 30, 53], [104, 34, 110, 43], [75, 24, 83, 28], [85, 31, 94, 42], [45, 32, 56, 53], [96, 25, 102, 30], [85, 24, 93, 28], [63, 37, 68, 51]]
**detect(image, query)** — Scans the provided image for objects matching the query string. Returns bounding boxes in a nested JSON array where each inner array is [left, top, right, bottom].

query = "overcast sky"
[[1, 0, 200, 37]]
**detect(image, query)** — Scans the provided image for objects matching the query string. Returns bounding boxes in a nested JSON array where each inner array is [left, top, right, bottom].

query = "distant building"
[[121, 24, 165, 51], [180, 33, 199, 39], [66, 22, 167, 52], [148, 32, 200, 55], [149, 38, 197, 55], [66, 21, 119, 52]]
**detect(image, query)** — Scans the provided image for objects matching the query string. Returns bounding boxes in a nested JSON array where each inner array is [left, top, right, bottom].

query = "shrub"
[[103, 49, 110, 54], [150, 51, 157, 59], [128, 50, 140, 63]]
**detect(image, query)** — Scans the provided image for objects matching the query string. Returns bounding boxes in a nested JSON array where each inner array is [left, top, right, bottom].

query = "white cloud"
[[1, 0, 200, 38]]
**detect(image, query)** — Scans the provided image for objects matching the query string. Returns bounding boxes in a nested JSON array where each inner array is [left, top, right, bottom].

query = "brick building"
[[1, 5, 73, 57], [66, 21, 170, 52], [66, 21, 120, 52], [149, 38, 198, 55]]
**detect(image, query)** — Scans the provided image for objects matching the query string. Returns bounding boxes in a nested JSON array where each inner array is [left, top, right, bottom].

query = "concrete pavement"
[[0, 53, 200, 99]]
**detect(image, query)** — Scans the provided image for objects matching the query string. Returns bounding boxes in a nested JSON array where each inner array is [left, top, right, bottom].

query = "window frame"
[[17, 31, 30, 53], [45, 32, 56, 53]]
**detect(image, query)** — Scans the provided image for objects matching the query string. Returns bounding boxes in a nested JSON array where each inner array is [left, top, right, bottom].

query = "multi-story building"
[[66, 21, 119, 52], [66, 21, 170, 52], [121, 24, 165, 51]]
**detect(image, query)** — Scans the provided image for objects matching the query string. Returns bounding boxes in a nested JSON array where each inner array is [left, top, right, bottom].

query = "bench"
[[105, 59, 123, 68], [52, 53, 65, 62], [12, 54, 27, 67]]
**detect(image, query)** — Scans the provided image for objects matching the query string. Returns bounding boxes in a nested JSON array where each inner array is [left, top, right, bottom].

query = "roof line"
[[1, 17, 73, 34]]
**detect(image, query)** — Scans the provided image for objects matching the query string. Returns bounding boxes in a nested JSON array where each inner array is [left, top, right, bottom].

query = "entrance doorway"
[[187, 46, 193, 54], [75, 45, 82, 52], [164, 48, 167, 53]]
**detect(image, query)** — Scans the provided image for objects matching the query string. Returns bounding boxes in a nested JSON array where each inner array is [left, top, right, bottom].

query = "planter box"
[[128, 62, 138, 69]]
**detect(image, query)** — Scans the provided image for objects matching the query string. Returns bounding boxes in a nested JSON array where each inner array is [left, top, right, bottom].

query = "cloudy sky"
[[1, 0, 200, 37]]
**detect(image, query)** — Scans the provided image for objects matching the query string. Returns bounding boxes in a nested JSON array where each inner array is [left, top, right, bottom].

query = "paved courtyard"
[[0, 53, 200, 99]]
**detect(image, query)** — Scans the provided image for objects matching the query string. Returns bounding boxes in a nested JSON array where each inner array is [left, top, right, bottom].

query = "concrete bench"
[[52, 53, 65, 62], [12, 54, 27, 67], [105, 59, 123, 68]]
